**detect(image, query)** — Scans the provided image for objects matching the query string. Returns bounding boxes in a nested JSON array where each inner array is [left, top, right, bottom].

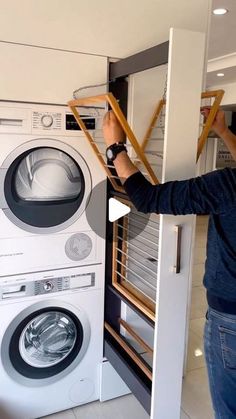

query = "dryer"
[[0, 102, 106, 276], [0, 264, 104, 419]]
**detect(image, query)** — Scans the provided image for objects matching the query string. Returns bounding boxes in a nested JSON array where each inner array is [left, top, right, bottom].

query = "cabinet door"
[[104, 28, 207, 419], [0, 42, 108, 103]]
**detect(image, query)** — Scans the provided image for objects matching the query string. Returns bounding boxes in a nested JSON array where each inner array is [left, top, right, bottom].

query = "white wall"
[[209, 81, 236, 106], [0, 42, 108, 104]]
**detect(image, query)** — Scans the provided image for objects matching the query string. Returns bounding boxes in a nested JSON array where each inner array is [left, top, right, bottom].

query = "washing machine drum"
[[2, 305, 90, 382], [2, 140, 92, 233]]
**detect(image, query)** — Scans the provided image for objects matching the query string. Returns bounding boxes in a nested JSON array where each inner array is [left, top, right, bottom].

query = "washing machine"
[[0, 264, 104, 419], [0, 101, 107, 276]]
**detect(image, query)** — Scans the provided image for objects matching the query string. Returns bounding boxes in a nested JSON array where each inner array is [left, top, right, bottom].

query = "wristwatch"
[[106, 142, 127, 162]]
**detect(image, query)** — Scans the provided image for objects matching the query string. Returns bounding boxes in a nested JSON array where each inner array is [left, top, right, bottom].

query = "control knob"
[[41, 114, 53, 128], [44, 281, 53, 292]]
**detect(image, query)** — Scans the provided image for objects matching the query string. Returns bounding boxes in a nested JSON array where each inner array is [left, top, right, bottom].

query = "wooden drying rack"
[[141, 89, 225, 161], [111, 196, 157, 321], [68, 93, 159, 193], [68, 89, 224, 192]]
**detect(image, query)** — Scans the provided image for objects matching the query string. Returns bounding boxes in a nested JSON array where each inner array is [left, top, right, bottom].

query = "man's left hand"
[[103, 110, 126, 147]]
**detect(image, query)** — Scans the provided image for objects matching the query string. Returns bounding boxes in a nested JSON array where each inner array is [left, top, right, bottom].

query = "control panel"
[[0, 272, 95, 300], [33, 111, 62, 130]]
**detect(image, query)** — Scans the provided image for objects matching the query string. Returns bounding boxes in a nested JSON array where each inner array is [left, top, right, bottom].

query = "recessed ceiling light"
[[213, 8, 228, 15], [217, 72, 225, 77]]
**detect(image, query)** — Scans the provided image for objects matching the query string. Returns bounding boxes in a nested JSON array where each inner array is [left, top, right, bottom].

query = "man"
[[103, 109, 236, 419]]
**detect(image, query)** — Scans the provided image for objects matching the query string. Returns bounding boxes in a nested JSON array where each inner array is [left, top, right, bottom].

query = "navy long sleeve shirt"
[[124, 168, 236, 313]]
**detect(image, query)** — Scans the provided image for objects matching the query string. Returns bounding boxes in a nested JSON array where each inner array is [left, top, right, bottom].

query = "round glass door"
[[8, 307, 85, 379], [19, 311, 77, 368], [2, 140, 92, 233], [15, 148, 82, 202]]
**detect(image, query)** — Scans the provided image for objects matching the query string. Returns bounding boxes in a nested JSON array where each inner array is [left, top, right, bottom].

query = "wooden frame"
[[112, 196, 156, 322], [119, 318, 153, 356], [141, 90, 225, 162], [68, 93, 159, 193], [197, 89, 225, 160], [105, 321, 152, 381]]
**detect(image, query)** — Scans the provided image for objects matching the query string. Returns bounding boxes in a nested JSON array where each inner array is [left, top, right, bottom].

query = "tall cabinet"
[[103, 28, 207, 419]]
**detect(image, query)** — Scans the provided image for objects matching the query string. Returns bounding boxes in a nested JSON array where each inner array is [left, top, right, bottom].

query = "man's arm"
[[103, 110, 236, 216]]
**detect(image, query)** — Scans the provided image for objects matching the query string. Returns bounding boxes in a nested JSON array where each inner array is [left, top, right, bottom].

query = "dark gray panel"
[[104, 338, 151, 415], [110, 42, 169, 79]]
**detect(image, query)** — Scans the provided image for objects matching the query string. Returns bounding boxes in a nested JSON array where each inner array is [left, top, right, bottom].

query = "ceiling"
[[0, 0, 210, 57], [209, 0, 236, 59], [206, 0, 236, 88], [0, 1, 235, 88]]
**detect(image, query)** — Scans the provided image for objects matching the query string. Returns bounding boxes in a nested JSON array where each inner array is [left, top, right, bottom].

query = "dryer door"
[[1, 139, 92, 233], [1, 302, 91, 385]]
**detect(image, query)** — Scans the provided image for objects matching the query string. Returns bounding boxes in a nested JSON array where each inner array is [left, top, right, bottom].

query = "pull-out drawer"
[[104, 302, 154, 414], [112, 199, 160, 322]]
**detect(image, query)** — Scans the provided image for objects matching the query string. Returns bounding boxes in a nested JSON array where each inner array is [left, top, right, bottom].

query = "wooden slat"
[[119, 318, 153, 355], [104, 322, 152, 381], [140, 90, 225, 162], [197, 89, 225, 161], [112, 280, 155, 321], [142, 99, 165, 152], [111, 196, 156, 321], [68, 93, 160, 193]]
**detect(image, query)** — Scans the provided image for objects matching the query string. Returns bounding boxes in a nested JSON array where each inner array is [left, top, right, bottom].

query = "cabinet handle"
[[174, 225, 182, 274]]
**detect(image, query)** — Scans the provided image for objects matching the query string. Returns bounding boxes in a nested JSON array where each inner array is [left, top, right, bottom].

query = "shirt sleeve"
[[123, 168, 236, 215]]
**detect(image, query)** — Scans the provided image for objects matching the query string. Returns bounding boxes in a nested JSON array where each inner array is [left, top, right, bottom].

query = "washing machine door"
[[0, 139, 92, 233], [2, 302, 91, 385]]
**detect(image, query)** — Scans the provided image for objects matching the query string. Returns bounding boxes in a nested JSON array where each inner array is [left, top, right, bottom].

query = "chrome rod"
[[127, 222, 160, 240], [117, 224, 159, 246], [116, 261, 157, 290], [117, 232, 159, 254], [116, 248, 157, 276], [115, 271, 156, 302], [104, 164, 116, 169], [128, 210, 160, 226], [117, 236, 158, 260], [124, 216, 160, 233], [126, 246, 158, 268]]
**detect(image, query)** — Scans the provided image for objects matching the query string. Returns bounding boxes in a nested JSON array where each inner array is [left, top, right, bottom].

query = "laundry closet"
[[0, 1, 217, 419]]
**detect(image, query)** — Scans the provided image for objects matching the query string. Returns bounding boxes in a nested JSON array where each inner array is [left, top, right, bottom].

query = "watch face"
[[106, 149, 114, 160]]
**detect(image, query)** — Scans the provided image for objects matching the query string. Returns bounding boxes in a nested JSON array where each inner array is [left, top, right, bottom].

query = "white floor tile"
[[186, 329, 205, 372], [189, 317, 205, 339], [193, 246, 206, 264], [180, 409, 190, 419], [190, 286, 208, 320], [192, 264, 205, 288], [73, 395, 149, 419], [40, 408, 76, 419], [182, 368, 214, 419]]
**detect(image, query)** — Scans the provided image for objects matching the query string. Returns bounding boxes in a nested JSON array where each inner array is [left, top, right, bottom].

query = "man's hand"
[[201, 107, 228, 137], [201, 107, 236, 161], [103, 110, 126, 147]]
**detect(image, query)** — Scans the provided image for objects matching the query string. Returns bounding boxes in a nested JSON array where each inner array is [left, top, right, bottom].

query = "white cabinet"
[[0, 42, 107, 103], [104, 28, 207, 419]]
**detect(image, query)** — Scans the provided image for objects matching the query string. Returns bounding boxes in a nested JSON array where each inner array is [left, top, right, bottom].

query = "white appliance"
[[0, 102, 106, 276], [0, 264, 104, 419]]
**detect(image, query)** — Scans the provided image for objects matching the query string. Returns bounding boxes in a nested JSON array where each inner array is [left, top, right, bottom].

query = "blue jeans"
[[204, 307, 236, 418]]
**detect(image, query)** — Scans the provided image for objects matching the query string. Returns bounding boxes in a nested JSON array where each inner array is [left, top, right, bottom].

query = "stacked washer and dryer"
[[0, 102, 106, 419]]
